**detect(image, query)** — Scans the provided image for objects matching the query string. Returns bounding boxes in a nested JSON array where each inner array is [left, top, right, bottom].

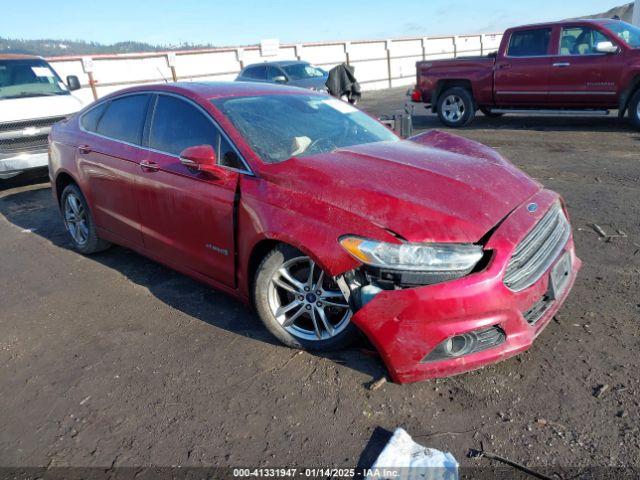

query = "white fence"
[[47, 33, 503, 104]]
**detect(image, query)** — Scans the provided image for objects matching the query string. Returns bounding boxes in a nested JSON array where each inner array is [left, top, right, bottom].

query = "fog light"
[[444, 334, 475, 357], [422, 326, 506, 363]]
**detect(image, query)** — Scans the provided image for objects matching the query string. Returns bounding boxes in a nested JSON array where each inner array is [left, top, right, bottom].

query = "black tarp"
[[325, 63, 361, 103]]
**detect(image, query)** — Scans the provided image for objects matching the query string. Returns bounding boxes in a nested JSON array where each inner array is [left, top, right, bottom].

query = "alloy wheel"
[[64, 193, 89, 246], [267, 256, 351, 341], [442, 94, 465, 122]]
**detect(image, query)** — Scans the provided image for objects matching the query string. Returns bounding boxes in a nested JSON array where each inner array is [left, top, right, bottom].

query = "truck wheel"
[[253, 244, 356, 351], [61, 184, 111, 255], [628, 89, 640, 130], [437, 87, 475, 127], [480, 107, 504, 118]]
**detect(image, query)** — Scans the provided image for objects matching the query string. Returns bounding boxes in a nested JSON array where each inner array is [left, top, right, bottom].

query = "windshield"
[[604, 21, 640, 48], [212, 94, 398, 163], [281, 63, 326, 80], [0, 59, 69, 100]]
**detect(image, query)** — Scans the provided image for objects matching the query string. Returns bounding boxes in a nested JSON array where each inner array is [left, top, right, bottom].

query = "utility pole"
[[633, 0, 640, 26]]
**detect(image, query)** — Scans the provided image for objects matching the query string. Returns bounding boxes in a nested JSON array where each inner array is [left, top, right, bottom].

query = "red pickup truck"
[[411, 19, 640, 128]]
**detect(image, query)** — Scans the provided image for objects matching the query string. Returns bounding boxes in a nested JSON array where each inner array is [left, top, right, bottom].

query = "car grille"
[[0, 135, 50, 154], [0, 116, 66, 155], [504, 203, 571, 291], [0, 116, 67, 133]]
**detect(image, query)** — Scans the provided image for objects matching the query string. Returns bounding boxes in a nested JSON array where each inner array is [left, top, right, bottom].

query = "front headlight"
[[339, 236, 483, 274]]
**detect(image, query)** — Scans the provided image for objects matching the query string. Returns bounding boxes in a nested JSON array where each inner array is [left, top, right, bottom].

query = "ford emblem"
[[527, 203, 538, 213]]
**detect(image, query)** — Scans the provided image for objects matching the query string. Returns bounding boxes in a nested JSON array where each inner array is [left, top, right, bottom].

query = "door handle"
[[140, 160, 159, 172], [553, 62, 571, 67], [498, 63, 512, 70], [78, 144, 92, 154]]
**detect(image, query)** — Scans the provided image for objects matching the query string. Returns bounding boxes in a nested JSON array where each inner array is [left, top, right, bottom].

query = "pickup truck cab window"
[[560, 27, 611, 55], [508, 28, 552, 57]]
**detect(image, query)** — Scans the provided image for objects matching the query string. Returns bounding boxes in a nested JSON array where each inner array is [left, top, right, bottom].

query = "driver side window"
[[150, 95, 218, 156], [267, 66, 285, 81], [560, 27, 610, 56]]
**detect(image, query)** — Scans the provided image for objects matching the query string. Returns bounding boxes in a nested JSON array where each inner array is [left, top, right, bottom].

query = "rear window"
[[96, 94, 150, 145], [508, 28, 552, 57]]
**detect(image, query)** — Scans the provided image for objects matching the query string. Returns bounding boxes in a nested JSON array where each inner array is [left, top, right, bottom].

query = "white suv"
[[0, 55, 85, 179]]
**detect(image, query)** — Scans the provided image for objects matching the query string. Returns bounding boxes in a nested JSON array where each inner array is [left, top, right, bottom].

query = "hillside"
[[576, 2, 633, 21], [0, 38, 218, 57]]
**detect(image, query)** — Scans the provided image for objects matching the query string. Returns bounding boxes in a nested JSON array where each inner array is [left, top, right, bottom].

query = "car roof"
[[509, 18, 622, 30], [243, 60, 309, 69], [108, 81, 317, 100]]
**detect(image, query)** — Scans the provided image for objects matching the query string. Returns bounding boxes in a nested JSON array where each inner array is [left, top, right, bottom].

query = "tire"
[[437, 87, 476, 127], [253, 244, 357, 351], [60, 184, 111, 255], [628, 89, 640, 130], [480, 107, 504, 118]]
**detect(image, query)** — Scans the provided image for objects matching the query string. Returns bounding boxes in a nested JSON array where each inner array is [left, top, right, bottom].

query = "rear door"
[[77, 93, 152, 247], [494, 27, 553, 106], [548, 25, 624, 106], [135, 93, 246, 287]]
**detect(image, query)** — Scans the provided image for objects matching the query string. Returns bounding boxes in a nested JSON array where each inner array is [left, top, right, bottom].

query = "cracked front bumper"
[[350, 190, 582, 384]]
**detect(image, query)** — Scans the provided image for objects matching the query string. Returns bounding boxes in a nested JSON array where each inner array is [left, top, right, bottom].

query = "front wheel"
[[253, 245, 356, 351], [437, 87, 475, 127], [628, 89, 640, 130]]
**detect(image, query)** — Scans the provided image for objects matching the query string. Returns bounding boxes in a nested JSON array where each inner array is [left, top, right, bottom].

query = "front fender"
[[236, 175, 397, 298]]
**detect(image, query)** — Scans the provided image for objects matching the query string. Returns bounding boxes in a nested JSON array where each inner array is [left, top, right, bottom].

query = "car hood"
[[289, 75, 329, 90], [0, 94, 85, 123], [263, 130, 541, 243]]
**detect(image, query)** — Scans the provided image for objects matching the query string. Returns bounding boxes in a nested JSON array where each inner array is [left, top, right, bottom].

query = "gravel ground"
[[1, 88, 639, 476]]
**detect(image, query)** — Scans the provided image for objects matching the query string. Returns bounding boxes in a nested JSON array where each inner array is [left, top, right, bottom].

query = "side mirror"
[[67, 75, 81, 91], [273, 75, 287, 83], [180, 145, 228, 178], [596, 41, 619, 54]]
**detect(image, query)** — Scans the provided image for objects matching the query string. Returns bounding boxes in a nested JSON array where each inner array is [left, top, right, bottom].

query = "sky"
[[0, 0, 626, 46]]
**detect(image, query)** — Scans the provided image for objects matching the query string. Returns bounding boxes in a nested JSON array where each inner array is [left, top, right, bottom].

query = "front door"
[[135, 93, 244, 287], [548, 25, 624, 106], [494, 27, 553, 106]]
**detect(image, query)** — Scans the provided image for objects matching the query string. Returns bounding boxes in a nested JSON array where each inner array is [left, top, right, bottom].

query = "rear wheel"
[[628, 89, 640, 130], [61, 184, 111, 254], [253, 244, 356, 351], [437, 87, 475, 127]]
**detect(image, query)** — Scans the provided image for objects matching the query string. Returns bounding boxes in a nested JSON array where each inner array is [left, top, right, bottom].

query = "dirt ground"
[[1, 88, 639, 476]]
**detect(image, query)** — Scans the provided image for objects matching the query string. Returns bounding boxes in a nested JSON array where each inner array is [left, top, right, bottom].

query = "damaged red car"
[[49, 82, 581, 383]]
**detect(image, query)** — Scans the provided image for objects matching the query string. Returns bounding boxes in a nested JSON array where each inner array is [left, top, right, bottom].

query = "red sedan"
[[48, 82, 581, 383]]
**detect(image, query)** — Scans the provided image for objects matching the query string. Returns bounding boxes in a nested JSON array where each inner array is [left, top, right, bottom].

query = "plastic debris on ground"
[[366, 428, 458, 480]]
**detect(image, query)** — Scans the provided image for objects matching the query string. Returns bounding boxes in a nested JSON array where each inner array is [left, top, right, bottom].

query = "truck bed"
[[415, 55, 496, 107]]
